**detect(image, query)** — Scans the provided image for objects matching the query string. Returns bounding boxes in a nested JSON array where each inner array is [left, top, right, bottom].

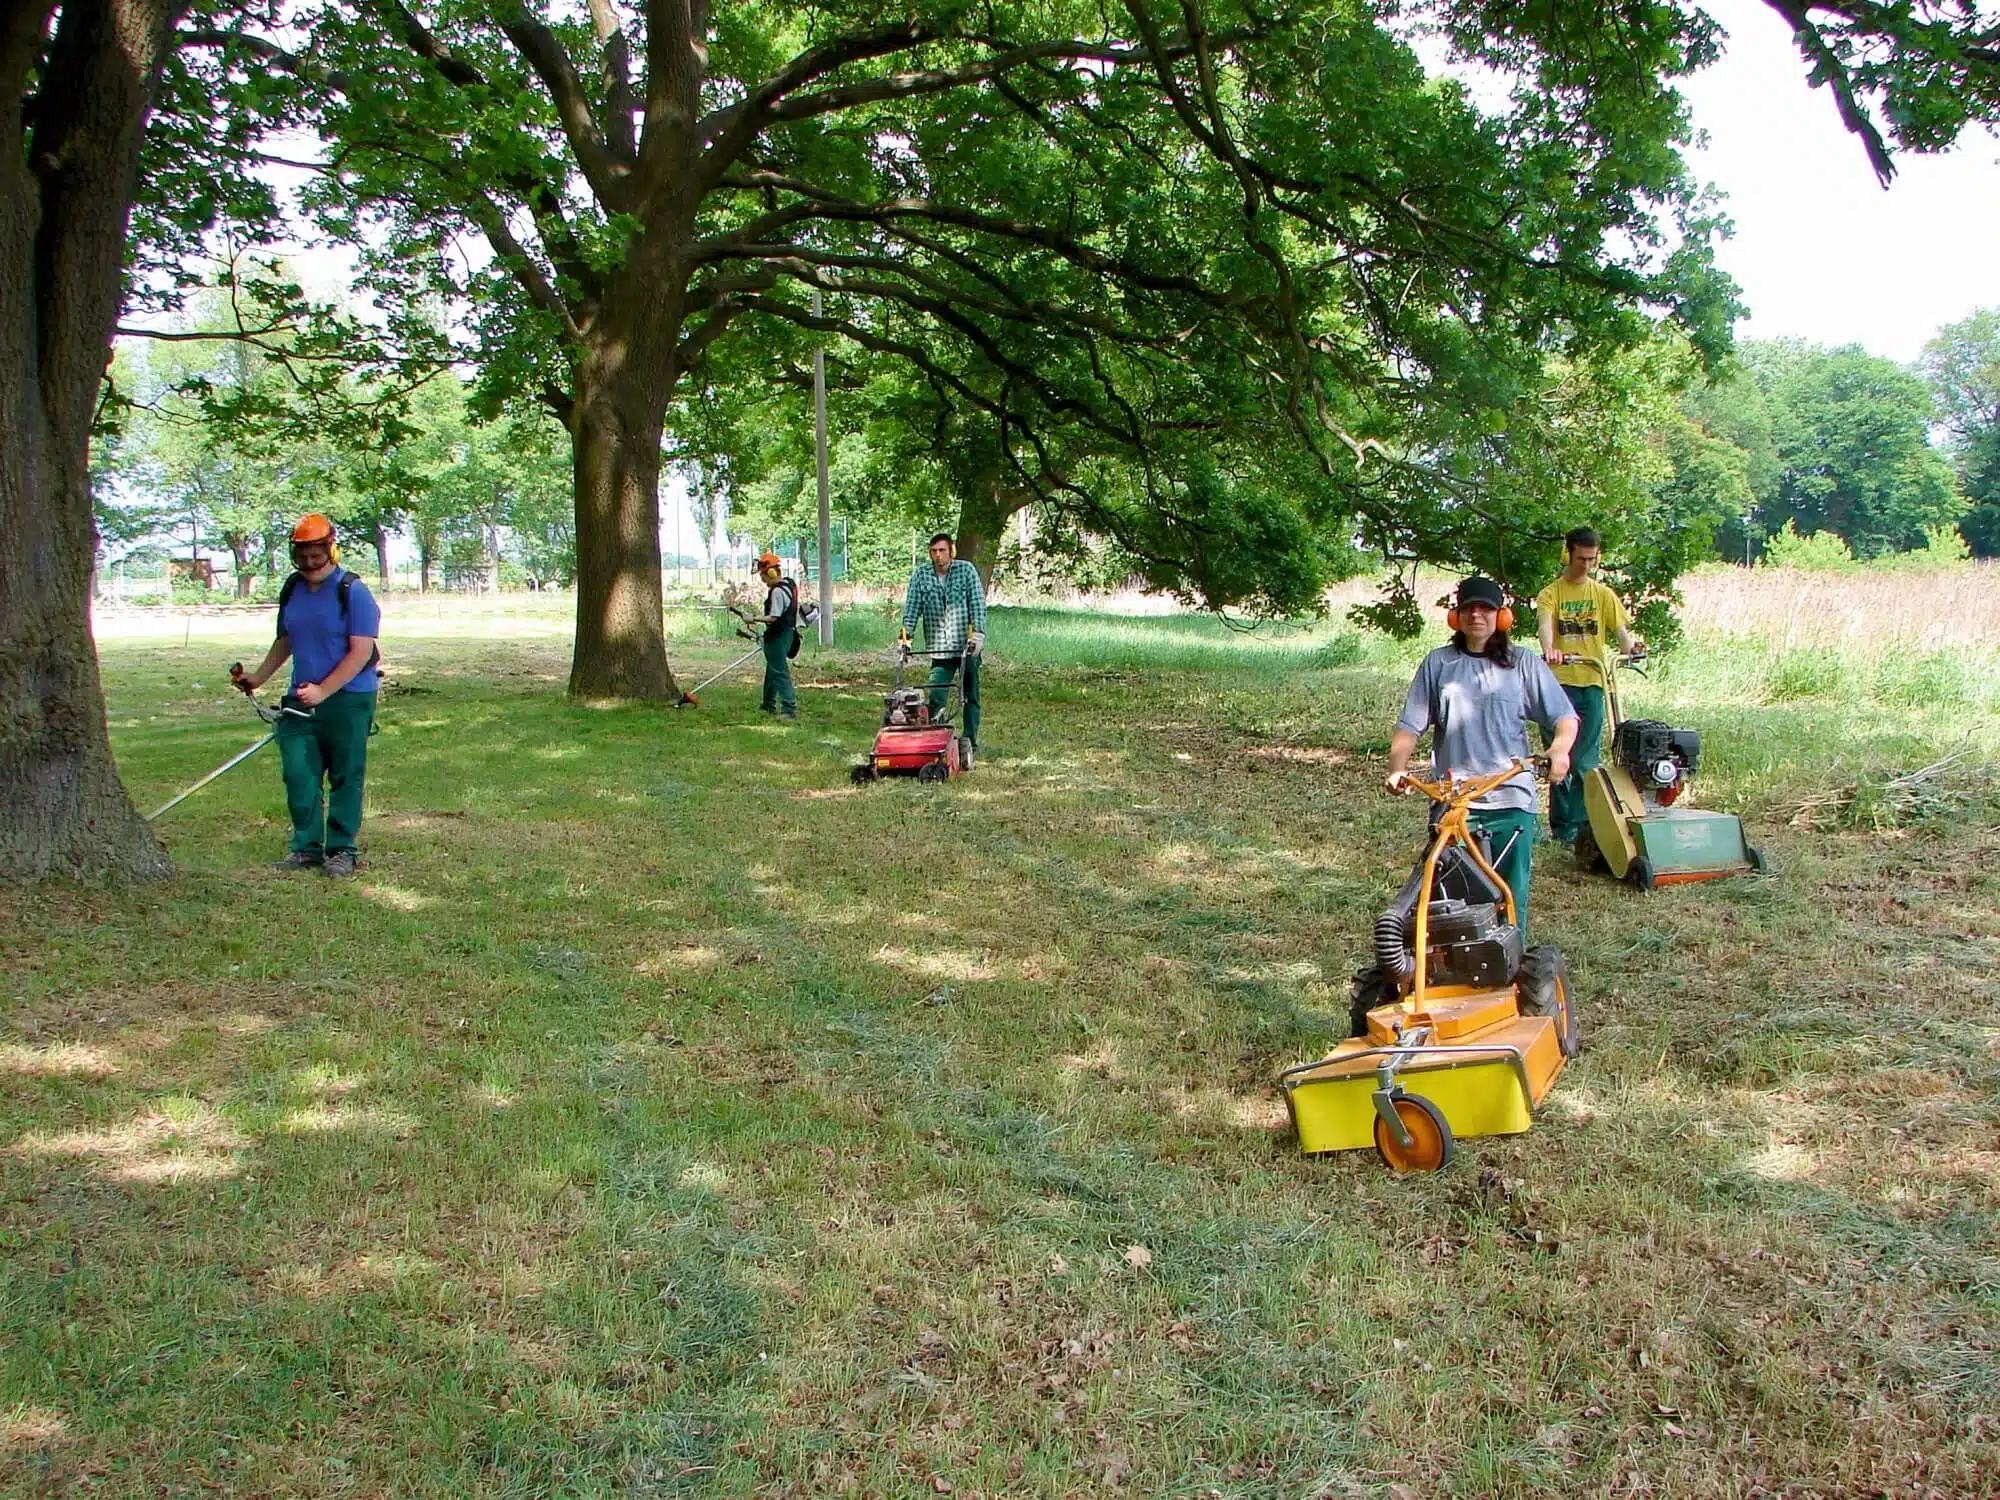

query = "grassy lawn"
[[4, 594, 1998, 1498]]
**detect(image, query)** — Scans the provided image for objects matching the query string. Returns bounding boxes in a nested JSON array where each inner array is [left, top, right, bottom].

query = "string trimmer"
[[147, 665, 312, 821], [676, 610, 764, 708]]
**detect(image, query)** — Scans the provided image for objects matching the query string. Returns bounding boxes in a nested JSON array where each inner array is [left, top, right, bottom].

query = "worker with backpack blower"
[[234, 513, 381, 877], [746, 552, 803, 721]]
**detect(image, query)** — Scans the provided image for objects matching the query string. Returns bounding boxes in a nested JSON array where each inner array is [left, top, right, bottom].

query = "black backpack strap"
[[275, 572, 301, 639], [338, 570, 383, 672]]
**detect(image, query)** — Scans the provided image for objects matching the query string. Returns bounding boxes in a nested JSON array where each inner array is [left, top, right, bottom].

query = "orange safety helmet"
[[290, 513, 339, 565], [753, 552, 782, 573]]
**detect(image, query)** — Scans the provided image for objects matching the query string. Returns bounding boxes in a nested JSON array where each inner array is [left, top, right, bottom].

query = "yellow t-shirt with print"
[[1534, 577, 1629, 689]]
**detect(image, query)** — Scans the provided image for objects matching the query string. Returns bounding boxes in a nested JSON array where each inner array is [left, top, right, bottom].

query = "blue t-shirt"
[[1395, 645, 1575, 811], [280, 568, 381, 694]]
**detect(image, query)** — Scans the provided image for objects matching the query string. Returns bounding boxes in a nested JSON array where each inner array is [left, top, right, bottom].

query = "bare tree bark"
[[370, 519, 393, 588], [1, 0, 185, 879], [953, 477, 1034, 592]]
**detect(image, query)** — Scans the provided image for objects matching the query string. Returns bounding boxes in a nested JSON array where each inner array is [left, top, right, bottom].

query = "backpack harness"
[[277, 569, 382, 673]]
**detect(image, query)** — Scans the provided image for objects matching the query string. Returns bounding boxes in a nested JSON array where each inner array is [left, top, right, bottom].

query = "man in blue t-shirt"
[[237, 513, 382, 877]]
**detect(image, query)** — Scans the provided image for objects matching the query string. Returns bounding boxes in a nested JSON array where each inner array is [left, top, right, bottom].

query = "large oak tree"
[[2, 0, 190, 880]]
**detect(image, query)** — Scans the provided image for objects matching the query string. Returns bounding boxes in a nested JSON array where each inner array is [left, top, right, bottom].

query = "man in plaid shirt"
[[900, 531, 987, 768]]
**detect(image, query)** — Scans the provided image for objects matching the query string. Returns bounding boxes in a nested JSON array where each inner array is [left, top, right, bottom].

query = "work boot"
[[778, 708, 799, 722], [322, 850, 358, 879], [271, 851, 322, 872], [959, 741, 975, 771]]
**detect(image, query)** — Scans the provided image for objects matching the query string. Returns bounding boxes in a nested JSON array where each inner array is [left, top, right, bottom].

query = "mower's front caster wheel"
[[1348, 966, 1386, 1039], [1375, 1093, 1453, 1174], [850, 764, 877, 786], [917, 762, 949, 784], [1747, 845, 1771, 874], [1626, 855, 1656, 891], [1574, 826, 1608, 874], [1518, 945, 1579, 1058]]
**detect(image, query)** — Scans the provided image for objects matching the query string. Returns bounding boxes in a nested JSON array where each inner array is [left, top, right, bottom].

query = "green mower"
[[1568, 651, 1768, 890]]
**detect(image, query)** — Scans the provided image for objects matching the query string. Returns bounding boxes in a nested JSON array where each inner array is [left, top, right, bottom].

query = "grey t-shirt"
[[1396, 646, 1578, 811]]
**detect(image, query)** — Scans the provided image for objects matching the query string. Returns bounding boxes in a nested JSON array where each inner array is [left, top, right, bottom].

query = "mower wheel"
[[850, 764, 877, 786], [1747, 845, 1770, 874], [1348, 967, 1386, 1039], [1518, 945, 1578, 1058], [1574, 826, 1608, 874], [1626, 855, 1656, 892], [1374, 1093, 1453, 1174], [917, 762, 949, 784]]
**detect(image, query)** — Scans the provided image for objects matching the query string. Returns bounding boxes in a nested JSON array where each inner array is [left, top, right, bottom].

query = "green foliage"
[[1761, 521, 1858, 572], [1875, 651, 1974, 708], [1758, 520, 1974, 574], [1743, 340, 1964, 559], [1764, 650, 1853, 703], [1920, 307, 2000, 557], [282, 0, 1754, 643]]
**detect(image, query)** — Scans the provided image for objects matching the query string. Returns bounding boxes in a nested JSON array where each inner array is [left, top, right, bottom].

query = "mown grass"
[[4, 601, 1998, 1498]]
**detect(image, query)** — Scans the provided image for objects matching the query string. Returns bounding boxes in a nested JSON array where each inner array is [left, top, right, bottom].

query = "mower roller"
[[850, 642, 967, 785], [1280, 758, 1577, 1173], [1566, 651, 1766, 889]]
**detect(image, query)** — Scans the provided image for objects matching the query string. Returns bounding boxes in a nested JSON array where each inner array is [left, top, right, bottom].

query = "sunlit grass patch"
[[4, 599, 1997, 1496]]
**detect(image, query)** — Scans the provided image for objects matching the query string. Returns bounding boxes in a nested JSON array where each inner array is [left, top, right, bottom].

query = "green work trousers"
[[276, 689, 375, 857], [1469, 806, 1539, 940], [926, 654, 981, 746], [1547, 683, 1606, 844], [761, 627, 797, 714]]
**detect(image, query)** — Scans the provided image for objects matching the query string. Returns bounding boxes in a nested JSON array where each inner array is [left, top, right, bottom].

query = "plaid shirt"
[[901, 559, 988, 654]]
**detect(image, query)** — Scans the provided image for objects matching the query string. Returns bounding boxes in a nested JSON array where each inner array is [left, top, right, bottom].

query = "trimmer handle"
[[229, 662, 255, 696]]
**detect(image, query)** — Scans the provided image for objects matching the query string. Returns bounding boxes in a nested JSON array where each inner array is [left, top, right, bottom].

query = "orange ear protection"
[[1447, 605, 1514, 632]]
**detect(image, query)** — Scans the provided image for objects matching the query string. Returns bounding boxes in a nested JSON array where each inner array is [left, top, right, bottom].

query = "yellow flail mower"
[[1280, 759, 1577, 1172]]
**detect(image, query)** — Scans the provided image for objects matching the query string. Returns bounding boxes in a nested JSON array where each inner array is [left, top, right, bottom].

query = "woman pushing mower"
[[1384, 576, 1577, 937]]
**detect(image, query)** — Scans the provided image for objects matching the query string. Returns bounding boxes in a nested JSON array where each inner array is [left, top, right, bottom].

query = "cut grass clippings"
[[3, 602, 1998, 1498]]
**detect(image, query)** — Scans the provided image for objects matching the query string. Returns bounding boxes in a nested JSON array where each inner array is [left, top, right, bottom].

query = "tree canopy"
[[275, 0, 1754, 695], [1741, 338, 1964, 559], [1921, 307, 2000, 556]]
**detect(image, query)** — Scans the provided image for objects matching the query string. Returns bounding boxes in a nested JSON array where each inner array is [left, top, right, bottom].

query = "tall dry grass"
[[1677, 560, 2000, 651]]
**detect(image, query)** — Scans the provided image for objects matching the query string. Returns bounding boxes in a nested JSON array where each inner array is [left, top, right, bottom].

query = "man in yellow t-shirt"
[[1534, 527, 1643, 846]]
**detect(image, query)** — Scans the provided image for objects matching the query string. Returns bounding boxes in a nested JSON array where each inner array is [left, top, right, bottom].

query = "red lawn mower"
[[850, 644, 967, 785]]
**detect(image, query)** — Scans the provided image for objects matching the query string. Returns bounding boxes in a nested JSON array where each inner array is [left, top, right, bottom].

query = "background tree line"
[[8, 0, 2000, 877]]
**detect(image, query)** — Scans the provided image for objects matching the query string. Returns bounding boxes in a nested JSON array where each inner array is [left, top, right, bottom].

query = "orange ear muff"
[[1447, 606, 1515, 631]]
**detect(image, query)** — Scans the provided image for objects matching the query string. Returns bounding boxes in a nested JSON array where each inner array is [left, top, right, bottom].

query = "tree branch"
[[499, 11, 628, 209], [1764, 0, 1897, 185]]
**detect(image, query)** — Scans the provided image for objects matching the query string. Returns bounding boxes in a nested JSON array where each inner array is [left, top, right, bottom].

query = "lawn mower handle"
[[1390, 756, 1549, 804], [1554, 649, 1647, 679]]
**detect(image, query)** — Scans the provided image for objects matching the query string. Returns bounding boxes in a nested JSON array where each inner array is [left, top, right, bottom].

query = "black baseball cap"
[[1457, 576, 1506, 610]]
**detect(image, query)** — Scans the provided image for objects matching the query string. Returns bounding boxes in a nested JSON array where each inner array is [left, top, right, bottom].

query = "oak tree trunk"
[[0, 0, 184, 880], [567, 319, 683, 701], [228, 535, 254, 597], [954, 477, 1033, 592]]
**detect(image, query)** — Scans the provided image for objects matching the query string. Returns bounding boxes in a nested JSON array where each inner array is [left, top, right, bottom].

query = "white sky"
[[1680, 0, 2000, 363]]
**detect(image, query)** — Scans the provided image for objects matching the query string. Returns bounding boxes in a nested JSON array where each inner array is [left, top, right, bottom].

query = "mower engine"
[[1422, 897, 1524, 988], [1614, 719, 1701, 805], [881, 687, 931, 727], [1375, 843, 1523, 994]]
